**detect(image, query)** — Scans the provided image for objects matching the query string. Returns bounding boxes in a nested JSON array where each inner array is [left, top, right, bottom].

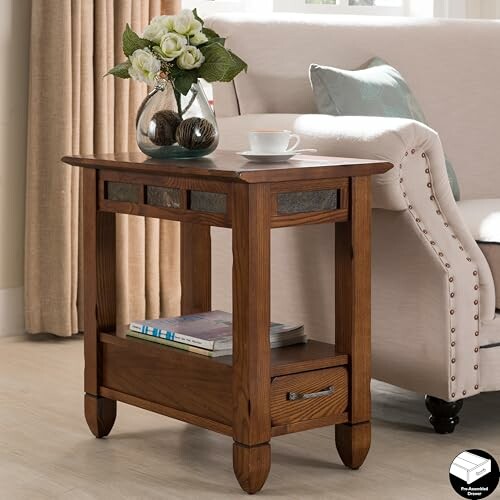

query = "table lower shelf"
[[99, 332, 350, 438]]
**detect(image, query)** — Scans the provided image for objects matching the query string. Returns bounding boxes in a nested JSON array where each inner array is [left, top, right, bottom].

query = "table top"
[[63, 151, 392, 183]]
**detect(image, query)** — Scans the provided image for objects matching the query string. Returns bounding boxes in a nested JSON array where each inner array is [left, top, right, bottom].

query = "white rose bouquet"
[[107, 9, 247, 103]]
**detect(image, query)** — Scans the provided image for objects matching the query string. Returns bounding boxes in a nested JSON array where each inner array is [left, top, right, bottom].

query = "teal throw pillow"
[[309, 58, 460, 200]]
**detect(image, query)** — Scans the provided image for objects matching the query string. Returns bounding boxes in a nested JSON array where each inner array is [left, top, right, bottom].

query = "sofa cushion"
[[458, 199, 500, 310], [309, 58, 460, 200]]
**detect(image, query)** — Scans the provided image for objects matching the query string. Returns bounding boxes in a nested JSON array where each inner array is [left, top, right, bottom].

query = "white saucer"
[[237, 151, 297, 163]]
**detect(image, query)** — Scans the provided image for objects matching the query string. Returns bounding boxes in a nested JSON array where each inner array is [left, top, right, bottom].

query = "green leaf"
[[199, 42, 233, 82], [199, 43, 247, 83], [122, 23, 150, 57], [202, 27, 221, 40], [106, 60, 131, 79], [222, 50, 248, 82], [203, 35, 226, 47], [173, 70, 198, 95], [193, 8, 204, 26]]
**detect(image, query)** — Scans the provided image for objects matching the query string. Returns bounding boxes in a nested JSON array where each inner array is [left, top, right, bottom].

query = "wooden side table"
[[63, 151, 392, 494]]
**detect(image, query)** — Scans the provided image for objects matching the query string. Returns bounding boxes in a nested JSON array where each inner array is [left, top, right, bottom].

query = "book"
[[126, 328, 307, 357], [130, 310, 304, 351]]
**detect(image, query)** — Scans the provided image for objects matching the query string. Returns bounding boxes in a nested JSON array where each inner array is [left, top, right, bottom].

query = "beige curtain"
[[25, 0, 181, 336]]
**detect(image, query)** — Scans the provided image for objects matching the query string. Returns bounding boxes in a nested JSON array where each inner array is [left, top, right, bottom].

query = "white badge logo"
[[450, 451, 492, 485]]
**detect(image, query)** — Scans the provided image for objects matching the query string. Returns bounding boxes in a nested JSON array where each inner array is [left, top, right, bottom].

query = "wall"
[[434, 0, 500, 18], [0, 0, 30, 336], [474, 0, 500, 18]]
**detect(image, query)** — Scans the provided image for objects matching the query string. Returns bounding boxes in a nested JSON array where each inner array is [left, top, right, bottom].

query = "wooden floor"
[[1, 335, 499, 500]]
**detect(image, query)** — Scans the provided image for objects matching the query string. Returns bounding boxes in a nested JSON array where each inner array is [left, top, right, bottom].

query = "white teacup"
[[248, 130, 301, 154]]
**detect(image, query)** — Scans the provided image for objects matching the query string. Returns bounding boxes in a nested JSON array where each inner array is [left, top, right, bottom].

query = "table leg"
[[83, 169, 117, 438], [231, 183, 272, 494], [180, 222, 211, 315], [334, 176, 372, 469]]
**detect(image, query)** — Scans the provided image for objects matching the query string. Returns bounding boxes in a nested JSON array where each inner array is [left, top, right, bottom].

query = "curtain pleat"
[[26, 0, 181, 336]]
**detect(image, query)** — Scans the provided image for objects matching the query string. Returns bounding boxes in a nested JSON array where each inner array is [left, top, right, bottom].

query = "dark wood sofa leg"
[[425, 395, 463, 434]]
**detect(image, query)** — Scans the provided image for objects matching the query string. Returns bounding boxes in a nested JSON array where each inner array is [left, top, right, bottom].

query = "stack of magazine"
[[127, 310, 306, 357]]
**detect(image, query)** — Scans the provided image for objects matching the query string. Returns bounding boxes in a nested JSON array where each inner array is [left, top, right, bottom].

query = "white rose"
[[142, 15, 174, 44], [173, 9, 202, 37], [128, 48, 161, 86], [190, 31, 208, 46], [176, 46, 205, 70], [154, 32, 187, 62]]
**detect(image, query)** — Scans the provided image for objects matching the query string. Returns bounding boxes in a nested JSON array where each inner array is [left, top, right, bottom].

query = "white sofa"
[[207, 14, 500, 432]]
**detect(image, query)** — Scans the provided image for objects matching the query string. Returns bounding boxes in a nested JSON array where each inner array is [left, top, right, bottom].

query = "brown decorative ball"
[[175, 117, 217, 150], [148, 110, 182, 146]]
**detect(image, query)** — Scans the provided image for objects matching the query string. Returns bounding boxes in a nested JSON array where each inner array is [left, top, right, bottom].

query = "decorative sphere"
[[148, 110, 182, 146], [176, 117, 217, 150]]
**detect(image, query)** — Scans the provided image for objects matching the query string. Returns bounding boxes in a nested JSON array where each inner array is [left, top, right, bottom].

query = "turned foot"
[[335, 422, 371, 469], [233, 442, 271, 494], [84, 394, 116, 438], [335, 422, 371, 470], [425, 395, 463, 434]]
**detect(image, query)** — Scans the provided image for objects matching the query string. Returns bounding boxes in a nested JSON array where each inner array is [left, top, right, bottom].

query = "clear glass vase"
[[136, 81, 219, 159]]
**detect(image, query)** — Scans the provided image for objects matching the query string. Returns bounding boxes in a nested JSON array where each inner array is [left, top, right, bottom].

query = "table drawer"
[[270, 367, 348, 426]]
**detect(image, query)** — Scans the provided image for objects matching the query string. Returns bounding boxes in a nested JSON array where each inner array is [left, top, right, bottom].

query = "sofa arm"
[[293, 115, 445, 211]]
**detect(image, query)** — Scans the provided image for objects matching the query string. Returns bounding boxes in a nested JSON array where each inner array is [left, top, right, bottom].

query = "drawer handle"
[[287, 386, 334, 401], [476, 468, 487, 476]]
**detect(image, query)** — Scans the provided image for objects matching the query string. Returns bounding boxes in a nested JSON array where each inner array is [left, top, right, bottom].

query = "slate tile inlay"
[[277, 189, 339, 214], [190, 191, 227, 214], [106, 182, 142, 203], [146, 186, 181, 209]]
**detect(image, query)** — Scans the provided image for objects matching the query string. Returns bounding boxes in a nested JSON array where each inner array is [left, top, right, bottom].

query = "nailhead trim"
[[398, 148, 481, 397]]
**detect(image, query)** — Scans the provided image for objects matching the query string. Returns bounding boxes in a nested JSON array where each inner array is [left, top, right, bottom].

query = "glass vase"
[[136, 81, 219, 159]]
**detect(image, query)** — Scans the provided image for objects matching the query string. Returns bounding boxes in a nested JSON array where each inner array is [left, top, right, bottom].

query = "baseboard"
[[0, 286, 24, 337]]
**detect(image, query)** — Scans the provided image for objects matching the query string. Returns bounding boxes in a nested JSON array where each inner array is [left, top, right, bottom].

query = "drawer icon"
[[450, 452, 492, 485]]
